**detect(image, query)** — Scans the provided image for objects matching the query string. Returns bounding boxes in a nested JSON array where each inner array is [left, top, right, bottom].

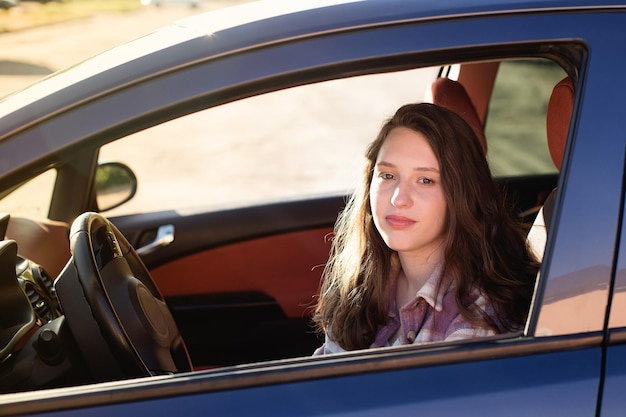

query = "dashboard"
[[16, 255, 62, 325]]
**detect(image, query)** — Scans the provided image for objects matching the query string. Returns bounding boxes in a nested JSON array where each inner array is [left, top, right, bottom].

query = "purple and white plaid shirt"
[[314, 263, 499, 355]]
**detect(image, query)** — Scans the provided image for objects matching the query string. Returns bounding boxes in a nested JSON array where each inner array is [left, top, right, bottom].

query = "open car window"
[[94, 56, 574, 358]]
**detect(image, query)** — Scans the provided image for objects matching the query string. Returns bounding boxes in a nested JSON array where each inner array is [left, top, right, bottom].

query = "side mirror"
[[95, 162, 137, 212]]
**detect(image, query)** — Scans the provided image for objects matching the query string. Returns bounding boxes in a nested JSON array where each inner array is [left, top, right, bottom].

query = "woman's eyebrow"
[[414, 166, 440, 173], [376, 161, 439, 173]]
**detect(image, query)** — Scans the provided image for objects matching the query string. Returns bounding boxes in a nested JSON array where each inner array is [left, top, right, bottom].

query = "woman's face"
[[369, 127, 447, 261]]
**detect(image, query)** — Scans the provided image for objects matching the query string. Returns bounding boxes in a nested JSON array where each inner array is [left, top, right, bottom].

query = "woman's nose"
[[391, 181, 413, 208]]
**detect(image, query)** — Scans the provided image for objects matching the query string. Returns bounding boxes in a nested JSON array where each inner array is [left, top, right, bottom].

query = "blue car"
[[0, 0, 625, 415]]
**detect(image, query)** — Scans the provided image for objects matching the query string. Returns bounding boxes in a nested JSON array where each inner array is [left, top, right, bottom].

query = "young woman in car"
[[313, 103, 539, 354]]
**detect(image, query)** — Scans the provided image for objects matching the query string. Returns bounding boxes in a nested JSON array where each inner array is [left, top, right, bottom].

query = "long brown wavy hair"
[[313, 103, 539, 351]]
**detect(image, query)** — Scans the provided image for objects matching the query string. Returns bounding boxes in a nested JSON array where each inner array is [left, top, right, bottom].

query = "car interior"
[[0, 52, 576, 392]]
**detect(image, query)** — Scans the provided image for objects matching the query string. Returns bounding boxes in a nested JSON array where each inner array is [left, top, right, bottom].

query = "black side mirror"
[[95, 162, 137, 212]]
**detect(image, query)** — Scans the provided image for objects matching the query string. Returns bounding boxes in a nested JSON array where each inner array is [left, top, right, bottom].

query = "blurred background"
[[0, 0, 251, 97]]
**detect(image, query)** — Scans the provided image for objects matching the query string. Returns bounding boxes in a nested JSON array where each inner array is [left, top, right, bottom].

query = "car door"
[[2, 5, 625, 416]]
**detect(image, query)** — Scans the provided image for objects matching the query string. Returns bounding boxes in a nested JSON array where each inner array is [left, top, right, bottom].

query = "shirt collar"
[[415, 262, 447, 312]]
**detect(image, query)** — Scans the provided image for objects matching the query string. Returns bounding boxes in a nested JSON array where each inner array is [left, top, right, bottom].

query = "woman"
[[313, 103, 539, 354]]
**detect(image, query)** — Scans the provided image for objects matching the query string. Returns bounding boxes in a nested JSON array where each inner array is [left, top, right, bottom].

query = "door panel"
[[111, 197, 342, 269], [38, 343, 603, 417], [151, 227, 331, 318], [154, 227, 331, 367], [602, 338, 626, 416], [168, 291, 321, 367]]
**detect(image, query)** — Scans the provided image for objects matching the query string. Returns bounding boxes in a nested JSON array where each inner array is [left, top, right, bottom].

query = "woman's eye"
[[380, 173, 395, 180], [418, 177, 434, 184]]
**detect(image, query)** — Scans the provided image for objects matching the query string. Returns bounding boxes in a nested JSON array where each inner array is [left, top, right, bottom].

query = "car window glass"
[[99, 67, 439, 216], [485, 59, 567, 177], [0, 169, 56, 220], [609, 188, 626, 328]]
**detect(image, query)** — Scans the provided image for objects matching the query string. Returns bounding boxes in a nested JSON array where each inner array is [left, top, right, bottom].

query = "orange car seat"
[[527, 76, 574, 260], [430, 77, 488, 154]]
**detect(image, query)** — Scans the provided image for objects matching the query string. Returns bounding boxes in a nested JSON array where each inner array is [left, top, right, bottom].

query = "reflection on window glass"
[[99, 67, 439, 216], [609, 204, 626, 329], [0, 170, 56, 219], [486, 59, 567, 177]]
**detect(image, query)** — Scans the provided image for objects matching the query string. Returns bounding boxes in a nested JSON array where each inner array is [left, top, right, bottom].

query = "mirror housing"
[[95, 162, 137, 212]]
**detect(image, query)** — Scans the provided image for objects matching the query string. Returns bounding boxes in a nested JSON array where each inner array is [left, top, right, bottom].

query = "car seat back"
[[5, 217, 71, 278], [430, 77, 488, 154], [527, 76, 574, 260]]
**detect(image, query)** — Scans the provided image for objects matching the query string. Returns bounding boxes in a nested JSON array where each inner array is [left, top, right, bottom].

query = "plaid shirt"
[[314, 263, 498, 355]]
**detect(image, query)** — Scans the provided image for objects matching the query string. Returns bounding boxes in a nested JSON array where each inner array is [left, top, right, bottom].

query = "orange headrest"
[[431, 77, 487, 154], [546, 77, 574, 171]]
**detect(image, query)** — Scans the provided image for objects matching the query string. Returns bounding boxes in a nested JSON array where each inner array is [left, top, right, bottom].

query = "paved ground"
[[0, 1, 250, 98]]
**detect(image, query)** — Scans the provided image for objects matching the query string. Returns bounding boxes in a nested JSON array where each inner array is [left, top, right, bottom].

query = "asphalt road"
[[0, 1, 250, 98]]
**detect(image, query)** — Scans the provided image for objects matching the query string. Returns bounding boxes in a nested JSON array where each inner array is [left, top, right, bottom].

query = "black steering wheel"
[[55, 212, 191, 381]]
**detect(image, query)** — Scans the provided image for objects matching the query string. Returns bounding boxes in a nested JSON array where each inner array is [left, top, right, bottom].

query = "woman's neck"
[[397, 249, 443, 298]]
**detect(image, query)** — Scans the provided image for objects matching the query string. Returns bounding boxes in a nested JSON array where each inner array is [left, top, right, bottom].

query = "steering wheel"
[[55, 212, 191, 381]]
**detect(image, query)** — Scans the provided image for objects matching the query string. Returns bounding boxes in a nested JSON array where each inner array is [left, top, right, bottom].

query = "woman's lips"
[[386, 215, 416, 228]]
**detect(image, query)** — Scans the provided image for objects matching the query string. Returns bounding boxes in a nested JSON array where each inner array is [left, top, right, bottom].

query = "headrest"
[[546, 77, 574, 171], [430, 77, 487, 154]]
